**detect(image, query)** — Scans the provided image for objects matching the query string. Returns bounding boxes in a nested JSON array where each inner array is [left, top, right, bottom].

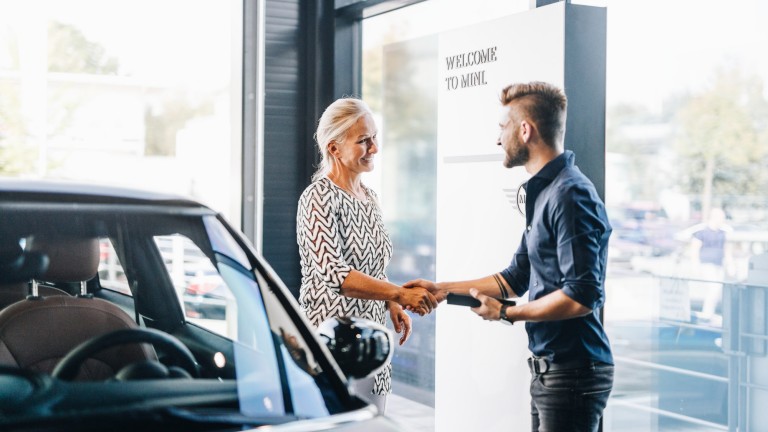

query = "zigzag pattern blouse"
[[296, 177, 393, 394]]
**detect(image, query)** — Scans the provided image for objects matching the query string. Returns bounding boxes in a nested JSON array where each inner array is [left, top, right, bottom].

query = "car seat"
[[0, 236, 156, 380], [0, 237, 69, 309]]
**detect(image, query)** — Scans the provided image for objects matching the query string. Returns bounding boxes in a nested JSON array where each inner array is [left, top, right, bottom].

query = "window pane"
[[603, 1, 768, 430], [97, 238, 130, 295], [154, 234, 235, 337], [0, 0, 242, 224]]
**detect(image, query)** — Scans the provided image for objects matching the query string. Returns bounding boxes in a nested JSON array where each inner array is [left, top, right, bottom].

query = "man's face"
[[497, 104, 529, 168]]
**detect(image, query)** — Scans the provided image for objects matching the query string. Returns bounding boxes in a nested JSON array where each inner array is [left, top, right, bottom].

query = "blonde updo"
[[312, 98, 373, 181]]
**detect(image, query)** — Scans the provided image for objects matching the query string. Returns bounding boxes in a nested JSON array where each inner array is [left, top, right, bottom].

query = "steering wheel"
[[52, 328, 199, 381]]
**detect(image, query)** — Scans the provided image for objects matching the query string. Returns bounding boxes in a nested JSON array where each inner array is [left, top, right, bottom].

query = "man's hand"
[[388, 302, 412, 345], [403, 278, 448, 303], [395, 286, 438, 316], [469, 288, 503, 321]]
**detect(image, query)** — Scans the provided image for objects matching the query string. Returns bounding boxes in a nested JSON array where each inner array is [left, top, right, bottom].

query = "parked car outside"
[[608, 203, 687, 265], [182, 268, 233, 320], [0, 178, 410, 431]]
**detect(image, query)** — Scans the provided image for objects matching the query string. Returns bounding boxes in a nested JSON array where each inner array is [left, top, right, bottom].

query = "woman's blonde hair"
[[312, 97, 373, 181]]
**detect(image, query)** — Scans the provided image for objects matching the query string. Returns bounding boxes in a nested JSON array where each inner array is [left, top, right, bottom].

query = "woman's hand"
[[388, 301, 412, 345], [395, 287, 438, 315], [403, 278, 448, 303]]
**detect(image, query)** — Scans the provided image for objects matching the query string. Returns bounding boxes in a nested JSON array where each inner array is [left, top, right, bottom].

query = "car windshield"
[[0, 199, 356, 430]]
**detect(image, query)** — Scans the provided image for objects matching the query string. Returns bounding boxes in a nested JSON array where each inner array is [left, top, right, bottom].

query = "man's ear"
[[520, 120, 532, 143]]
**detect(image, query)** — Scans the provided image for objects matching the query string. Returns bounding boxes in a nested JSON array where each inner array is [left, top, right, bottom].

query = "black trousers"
[[530, 363, 614, 432]]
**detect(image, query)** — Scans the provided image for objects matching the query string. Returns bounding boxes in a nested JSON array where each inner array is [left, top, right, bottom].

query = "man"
[[689, 207, 731, 320], [405, 81, 613, 431]]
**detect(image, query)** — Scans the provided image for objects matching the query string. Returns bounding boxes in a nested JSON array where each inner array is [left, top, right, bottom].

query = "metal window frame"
[[242, 0, 266, 250], [332, 0, 427, 98]]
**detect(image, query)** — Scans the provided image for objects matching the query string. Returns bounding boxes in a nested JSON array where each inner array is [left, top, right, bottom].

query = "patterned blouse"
[[296, 177, 393, 395]]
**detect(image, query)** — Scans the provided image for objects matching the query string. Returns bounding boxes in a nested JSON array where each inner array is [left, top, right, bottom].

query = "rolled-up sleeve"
[[554, 186, 610, 309], [500, 233, 531, 297], [297, 186, 351, 291]]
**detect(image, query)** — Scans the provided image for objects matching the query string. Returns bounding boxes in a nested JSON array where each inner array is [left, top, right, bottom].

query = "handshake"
[[396, 278, 516, 324], [395, 279, 447, 316]]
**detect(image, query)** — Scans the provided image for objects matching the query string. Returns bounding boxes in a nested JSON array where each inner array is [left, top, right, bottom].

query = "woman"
[[296, 98, 436, 413]]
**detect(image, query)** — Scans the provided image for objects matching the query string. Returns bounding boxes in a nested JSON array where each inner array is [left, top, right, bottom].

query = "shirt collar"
[[531, 150, 574, 182]]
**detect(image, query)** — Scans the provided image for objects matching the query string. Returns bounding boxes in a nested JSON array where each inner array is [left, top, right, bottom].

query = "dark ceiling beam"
[[532, 0, 564, 7], [335, 0, 427, 19]]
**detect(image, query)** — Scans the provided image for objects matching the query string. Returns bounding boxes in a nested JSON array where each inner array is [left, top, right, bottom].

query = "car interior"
[[0, 236, 157, 380], [0, 211, 282, 429]]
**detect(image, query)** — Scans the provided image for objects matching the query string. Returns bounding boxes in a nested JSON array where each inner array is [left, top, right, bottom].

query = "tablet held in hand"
[[446, 293, 516, 308]]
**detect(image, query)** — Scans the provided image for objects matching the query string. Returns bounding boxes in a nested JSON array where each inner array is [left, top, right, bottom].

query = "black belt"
[[527, 357, 608, 374]]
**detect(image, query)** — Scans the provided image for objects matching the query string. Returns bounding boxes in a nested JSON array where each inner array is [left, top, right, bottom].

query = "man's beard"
[[503, 142, 529, 168]]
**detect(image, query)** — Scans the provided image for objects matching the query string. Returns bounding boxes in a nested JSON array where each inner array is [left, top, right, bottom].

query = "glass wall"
[[364, 0, 768, 430], [0, 0, 242, 223], [602, 1, 768, 431]]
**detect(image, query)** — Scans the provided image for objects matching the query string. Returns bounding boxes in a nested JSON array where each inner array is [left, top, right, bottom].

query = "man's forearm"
[[438, 274, 513, 298], [506, 289, 591, 322]]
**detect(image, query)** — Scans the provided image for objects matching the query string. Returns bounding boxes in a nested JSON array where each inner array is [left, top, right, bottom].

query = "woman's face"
[[330, 114, 378, 175]]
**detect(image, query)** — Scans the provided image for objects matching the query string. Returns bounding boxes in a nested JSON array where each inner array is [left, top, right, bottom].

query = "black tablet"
[[446, 293, 516, 308]]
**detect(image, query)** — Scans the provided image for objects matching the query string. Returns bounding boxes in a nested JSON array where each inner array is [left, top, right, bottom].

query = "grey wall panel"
[[262, 0, 308, 296], [564, 3, 607, 200]]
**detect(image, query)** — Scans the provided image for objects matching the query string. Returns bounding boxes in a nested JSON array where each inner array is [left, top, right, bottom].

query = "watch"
[[499, 304, 513, 325]]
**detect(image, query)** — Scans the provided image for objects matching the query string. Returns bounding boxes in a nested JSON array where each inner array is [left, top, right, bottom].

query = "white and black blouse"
[[296, 177, 393, 395]]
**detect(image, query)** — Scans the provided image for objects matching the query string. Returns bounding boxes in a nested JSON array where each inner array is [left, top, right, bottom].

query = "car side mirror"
[[317, 316, 393, 379]]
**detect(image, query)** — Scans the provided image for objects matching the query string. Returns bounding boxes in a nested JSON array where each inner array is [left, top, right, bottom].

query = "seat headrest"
[[28, 236, 100, 283], [0, 238, 49, 284]]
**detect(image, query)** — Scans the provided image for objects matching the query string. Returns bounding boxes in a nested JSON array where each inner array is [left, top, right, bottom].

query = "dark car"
[[608, 204, 686, 264], [0, 178, 409, 431]]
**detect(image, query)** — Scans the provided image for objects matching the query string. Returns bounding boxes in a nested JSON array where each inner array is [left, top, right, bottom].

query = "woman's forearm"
[[339, 269, 401, 301]]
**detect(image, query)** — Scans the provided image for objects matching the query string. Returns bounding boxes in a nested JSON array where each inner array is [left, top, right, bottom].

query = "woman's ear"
[[328, 141, 339, 158]]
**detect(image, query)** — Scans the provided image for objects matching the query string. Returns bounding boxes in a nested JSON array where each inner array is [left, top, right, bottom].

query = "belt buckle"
[[529, 357, 549, 374]]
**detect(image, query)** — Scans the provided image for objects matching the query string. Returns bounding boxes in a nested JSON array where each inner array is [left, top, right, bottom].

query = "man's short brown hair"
[[500, 82, 567, 148]]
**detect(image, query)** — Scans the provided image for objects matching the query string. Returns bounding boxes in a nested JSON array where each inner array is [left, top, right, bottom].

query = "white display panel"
[[435, 4, 566, 431]]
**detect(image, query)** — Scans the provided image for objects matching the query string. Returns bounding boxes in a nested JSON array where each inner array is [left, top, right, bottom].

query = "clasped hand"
[[402, 278, 447, 303], [396, 284, 438, 316]]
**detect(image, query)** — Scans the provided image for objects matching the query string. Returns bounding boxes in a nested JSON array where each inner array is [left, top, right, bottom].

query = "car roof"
[[0, 177, 208, 210]]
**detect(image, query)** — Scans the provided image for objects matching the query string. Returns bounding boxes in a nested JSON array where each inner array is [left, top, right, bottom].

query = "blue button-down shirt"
[[500, 150, 613, 365]]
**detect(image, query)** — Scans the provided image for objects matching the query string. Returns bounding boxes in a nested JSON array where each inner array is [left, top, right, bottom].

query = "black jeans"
[[530, 363, 614, 432]]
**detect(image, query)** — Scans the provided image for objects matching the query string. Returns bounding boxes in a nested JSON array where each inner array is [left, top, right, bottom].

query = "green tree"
[[0, 84, 34, 175], [606, 103, 664, 201], [144, 91, 214, 156], [1, 20, 120, 176], [47, 21, 118, 74], [675, 69, 768, 217]]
